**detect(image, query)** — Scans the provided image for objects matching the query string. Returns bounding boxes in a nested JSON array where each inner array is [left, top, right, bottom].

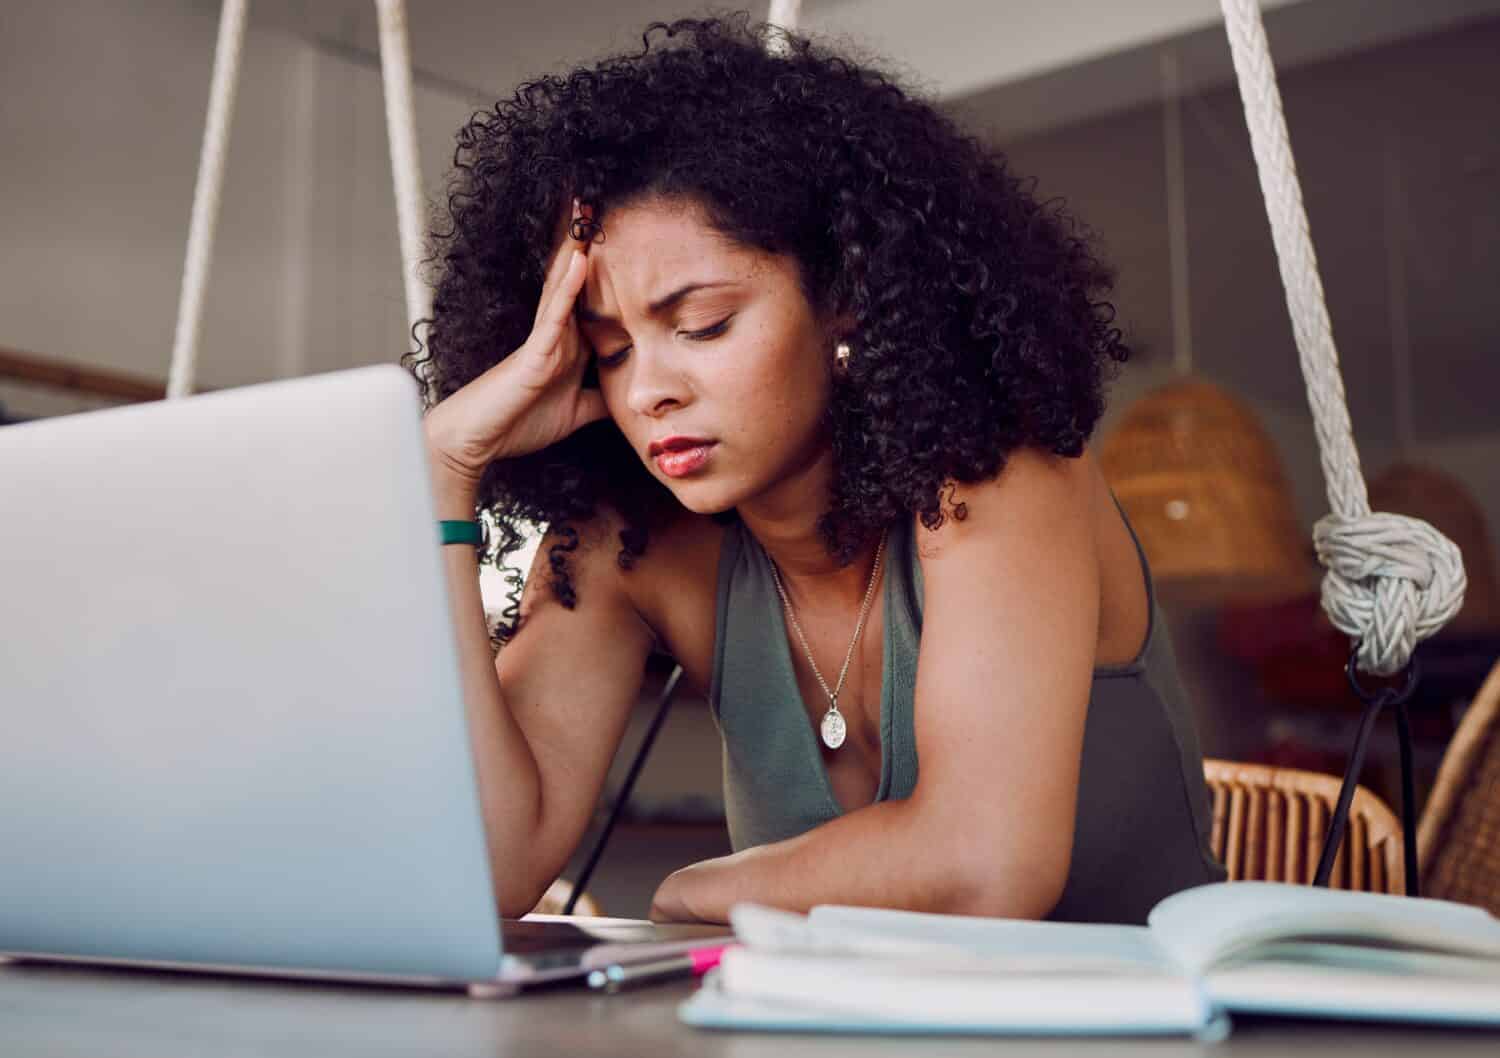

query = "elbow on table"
[[497, 889, 539, 921], [494, 856, 557, 919], [940, 829, 1072, 921]]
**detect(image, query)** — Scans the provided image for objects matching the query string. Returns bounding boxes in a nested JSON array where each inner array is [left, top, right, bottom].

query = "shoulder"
[[908, 445, 1105, 674], [913, 444, 1100, 568], [530, 503, 723, 603], [529, 503, 728, 673]]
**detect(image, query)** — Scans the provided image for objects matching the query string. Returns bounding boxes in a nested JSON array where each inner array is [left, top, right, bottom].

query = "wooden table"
[[4, 959, 1497, 1057]]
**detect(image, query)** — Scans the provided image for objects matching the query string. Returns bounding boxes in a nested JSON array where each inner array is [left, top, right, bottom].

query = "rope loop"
[[1344, 644, 1421, 707], [1313, 512, 1467, 676]]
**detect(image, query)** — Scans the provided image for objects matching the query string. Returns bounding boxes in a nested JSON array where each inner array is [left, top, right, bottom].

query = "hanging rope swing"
[[166, 0, 433, 403], [1216, 0, 1465, 893], [374, 0, 435, 396], [166, 0, 248, 402], [1218, 0, 1466, 679], [166, 0, 1468, 898]]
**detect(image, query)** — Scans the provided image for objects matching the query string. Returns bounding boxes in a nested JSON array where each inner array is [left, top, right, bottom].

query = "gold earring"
[[834, 340, 853, 369]]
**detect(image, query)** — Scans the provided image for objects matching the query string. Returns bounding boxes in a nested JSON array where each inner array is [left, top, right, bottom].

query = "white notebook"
[[680, 882, 1500, 1037]]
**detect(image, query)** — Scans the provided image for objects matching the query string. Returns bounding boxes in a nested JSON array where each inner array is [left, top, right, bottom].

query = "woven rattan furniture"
[[1417, 657, 1500, 915], [1203, 759, 1404, 893], [1099, 379, 1314, 603]]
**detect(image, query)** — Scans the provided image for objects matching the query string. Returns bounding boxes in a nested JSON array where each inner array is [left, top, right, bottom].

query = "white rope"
[[167, 0, 250, 400], [1218, 0, 1465, 675], [766, 0, 802, 54], [767, 0, 802, 29], [375, 0, 434, 397]]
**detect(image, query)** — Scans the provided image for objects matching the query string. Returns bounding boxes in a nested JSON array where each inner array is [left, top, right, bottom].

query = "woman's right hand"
[[423, 198, 608, 499]]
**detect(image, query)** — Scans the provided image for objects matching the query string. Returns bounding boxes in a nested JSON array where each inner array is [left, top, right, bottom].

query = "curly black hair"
[[405, 13, 1128, 644]]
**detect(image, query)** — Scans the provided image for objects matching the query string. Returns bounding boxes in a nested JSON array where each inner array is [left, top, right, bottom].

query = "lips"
[[649, 436, 717, 479]]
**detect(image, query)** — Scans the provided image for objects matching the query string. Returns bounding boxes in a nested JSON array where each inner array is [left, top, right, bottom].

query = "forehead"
[[595, 198, 727, 253], [585, 200, 765, 298]]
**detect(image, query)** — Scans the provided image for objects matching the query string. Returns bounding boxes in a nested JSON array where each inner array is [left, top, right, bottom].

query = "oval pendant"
[[820, 708, 847, 750]]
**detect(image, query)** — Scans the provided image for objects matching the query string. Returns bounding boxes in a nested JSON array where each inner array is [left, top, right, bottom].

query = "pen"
[[587, 943, 731, 993]]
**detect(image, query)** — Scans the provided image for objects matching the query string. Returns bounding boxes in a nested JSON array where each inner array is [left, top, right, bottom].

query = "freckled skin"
[[577, 199, 839, 525]]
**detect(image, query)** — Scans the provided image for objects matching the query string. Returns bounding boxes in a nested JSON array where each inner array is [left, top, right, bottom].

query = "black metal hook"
[[1314, 645, 1422, 896], [1345, 647, 1421, 708]]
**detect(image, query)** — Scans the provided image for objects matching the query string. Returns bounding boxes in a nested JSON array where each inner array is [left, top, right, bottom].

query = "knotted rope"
[[1218, 0, 1465, 675]]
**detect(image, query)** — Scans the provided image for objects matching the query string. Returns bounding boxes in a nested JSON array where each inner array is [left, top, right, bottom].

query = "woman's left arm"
[[651, 446, 1102, 923]]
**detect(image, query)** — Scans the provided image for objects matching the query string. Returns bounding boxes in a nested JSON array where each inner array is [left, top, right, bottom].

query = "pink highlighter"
[[586, 943, 733, 993]]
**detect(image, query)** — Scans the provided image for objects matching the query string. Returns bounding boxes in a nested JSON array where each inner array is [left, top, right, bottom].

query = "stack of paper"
[[680, 882, 1500, 1037]]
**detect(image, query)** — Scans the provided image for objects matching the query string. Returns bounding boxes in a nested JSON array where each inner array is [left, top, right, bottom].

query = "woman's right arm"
[[430, 479, 653, 919], [423, 201, 653, 917]]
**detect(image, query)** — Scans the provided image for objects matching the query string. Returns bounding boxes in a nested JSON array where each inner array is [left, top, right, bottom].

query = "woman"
[[413, 15, 1224, 926]]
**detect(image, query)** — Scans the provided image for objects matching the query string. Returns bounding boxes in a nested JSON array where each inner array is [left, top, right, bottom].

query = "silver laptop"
[[0, 364, 724, 993]]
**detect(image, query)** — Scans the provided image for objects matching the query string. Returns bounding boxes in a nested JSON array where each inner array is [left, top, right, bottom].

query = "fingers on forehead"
[[553, 194, 588, 240], [547, 197, 591, 272]]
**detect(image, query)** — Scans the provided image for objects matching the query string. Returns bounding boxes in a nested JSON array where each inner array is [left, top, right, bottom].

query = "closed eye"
[[595, 344, 631, 369], [593, 315, 734, 370], [683, 315, 733, 341]]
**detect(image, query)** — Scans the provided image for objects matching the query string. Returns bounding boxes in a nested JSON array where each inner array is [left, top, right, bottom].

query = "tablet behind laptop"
[[0, 364, 722, 991]]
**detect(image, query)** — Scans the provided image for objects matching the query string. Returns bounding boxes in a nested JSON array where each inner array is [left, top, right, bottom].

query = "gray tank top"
[[707, 498, 1226, 925]]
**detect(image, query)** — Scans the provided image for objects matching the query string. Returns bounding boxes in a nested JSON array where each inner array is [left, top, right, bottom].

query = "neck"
[[736, 446, 884, 610]]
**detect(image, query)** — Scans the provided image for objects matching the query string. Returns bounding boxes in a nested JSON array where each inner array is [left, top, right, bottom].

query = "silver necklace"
[[765, 533, 887, 750]]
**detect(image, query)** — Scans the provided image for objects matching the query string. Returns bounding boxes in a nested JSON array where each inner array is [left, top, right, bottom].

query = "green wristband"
[[439, 519, 484, 547]]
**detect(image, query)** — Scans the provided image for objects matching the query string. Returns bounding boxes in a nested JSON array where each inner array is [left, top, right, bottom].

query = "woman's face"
[[576, 198, 835, 515]]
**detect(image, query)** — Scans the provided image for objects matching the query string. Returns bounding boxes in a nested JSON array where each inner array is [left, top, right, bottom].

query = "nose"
[[623, 342, 692, 419]]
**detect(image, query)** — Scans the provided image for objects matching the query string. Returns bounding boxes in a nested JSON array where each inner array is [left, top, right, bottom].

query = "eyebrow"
[[575, 281, 738, 325]]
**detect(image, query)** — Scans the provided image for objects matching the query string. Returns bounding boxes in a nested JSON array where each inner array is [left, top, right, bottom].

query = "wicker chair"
[[1203, 759, 1405, 894], [1418, 656, 1500, 916]]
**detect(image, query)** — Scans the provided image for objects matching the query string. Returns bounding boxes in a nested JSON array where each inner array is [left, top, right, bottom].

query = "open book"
[[679, 882, 1500, 1037]]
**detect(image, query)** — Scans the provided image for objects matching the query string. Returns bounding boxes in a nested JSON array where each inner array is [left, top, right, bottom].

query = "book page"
[[800, 904, 1174, 973], [1147, 882, 1500, 972], [1204, 951, 1500, 1025]]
